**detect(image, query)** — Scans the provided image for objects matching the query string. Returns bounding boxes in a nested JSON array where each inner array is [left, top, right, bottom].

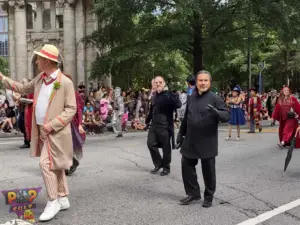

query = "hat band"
[[39, 49, 58, 61]]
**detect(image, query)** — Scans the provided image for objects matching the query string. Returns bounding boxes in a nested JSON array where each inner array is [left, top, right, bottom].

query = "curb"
[[218, 128, 278, 133], [1, 220, 32, 225], [0, 127, 279, 139]]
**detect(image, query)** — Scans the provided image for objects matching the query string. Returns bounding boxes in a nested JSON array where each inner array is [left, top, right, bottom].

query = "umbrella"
[[284, 130, 299, 172]]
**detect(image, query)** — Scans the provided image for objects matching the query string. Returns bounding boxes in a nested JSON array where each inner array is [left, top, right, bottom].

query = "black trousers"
[[181, 155, 216, 200], [147, 126, 171, 170], [18, 112, 30, 145], [18, 112, 25, 133]]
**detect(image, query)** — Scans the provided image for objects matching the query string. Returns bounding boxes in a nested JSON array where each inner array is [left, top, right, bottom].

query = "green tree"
[[0, 57, 9, 90], [87, 0, 247, 80]]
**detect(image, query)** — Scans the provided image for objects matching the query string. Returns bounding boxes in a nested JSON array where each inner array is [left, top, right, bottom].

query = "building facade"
[[0, 0, 109, 88]]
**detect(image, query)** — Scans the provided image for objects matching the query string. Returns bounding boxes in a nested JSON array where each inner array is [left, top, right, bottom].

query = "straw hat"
[[34, 44, 60, 63]]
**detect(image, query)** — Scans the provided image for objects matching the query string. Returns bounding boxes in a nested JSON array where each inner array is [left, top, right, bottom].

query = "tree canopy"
[[86, 0, 300, 91]]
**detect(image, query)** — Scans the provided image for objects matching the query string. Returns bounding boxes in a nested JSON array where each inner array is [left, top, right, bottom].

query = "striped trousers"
[[39, 126, 69, 200]]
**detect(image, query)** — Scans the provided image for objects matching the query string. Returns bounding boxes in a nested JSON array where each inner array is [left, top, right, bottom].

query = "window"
[[27, 3, 35, 29], [43, 2, 51, 29], [55, 4, 63, 28], [0, 17, 8, 56], [0, 34, 8, 56], [0, 17, 8, 32], [56, 15, 63, 28]]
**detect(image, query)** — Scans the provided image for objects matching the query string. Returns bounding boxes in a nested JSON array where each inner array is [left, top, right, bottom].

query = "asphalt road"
[[1, 128, 300, 225]]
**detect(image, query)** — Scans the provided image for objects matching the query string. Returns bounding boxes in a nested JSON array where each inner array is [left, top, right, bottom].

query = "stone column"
[[50, 0, 56, 29], [75, 0, 85, 87], [85, 8, 97, 88], [62, 0, 77, 84], [14, 0, 28, 80], [8, 2, 16, 80]]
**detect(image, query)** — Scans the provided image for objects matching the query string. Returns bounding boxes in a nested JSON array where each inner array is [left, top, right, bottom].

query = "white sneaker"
[[58, 196, 70, 210], [39, 199, 61, 221], [225, 136, 231, 141], [236, 137, 240, 141]]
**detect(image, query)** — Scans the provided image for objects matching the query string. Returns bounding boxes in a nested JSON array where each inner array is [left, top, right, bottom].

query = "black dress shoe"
[[160, 169, 170, 176], [20, 144, 30, 149], [65, 158, 80, 176], [180, 196, 201, 205], [150, 166, 162, 174], [65, 164, 77, 176], [202, 199, 213, 208], [160, 168, 170, 176]]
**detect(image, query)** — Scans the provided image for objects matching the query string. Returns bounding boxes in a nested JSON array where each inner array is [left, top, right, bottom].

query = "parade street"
[[1, 129, 300, 225]]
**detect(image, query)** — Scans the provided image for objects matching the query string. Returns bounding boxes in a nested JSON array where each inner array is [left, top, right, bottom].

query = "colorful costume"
[[272, 93, 300, 148], [177, 93, 187, 121], [112, 87, 124, 137], [66, 91, 85, 175], [24, 94, 34, 144], [228, 87, 245, 125], [248, 90, 262, 133], [100, 98, 109, 121]]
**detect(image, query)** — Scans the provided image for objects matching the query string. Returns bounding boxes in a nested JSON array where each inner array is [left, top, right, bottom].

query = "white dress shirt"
[[35, 69, 59, 125]]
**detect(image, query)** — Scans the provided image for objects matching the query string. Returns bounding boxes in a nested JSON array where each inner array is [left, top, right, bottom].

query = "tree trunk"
[[193, 23, 203, 75]]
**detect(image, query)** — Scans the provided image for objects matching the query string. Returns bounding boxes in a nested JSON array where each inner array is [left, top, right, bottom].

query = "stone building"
[[0, 0, 109, 88]]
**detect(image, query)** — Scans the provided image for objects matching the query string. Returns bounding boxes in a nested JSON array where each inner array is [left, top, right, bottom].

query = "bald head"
[[154, 76, 166, 93]]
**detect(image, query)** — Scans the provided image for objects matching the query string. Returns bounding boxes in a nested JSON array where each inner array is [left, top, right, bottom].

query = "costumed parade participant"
[[248, 87, 262, 133], [146, 76, 181, 176], [176, 71, 230, 207], [16, 80, 34, 149], [14, 78, 34, 148], [0, 44, 77, 222], [112, 87, 124, 137], [100, 98, 109, 121], [177, 92, 187, 122], [64, 74, 86, 176], [272, 87, 300, 148], [225, 86, 246, 141]]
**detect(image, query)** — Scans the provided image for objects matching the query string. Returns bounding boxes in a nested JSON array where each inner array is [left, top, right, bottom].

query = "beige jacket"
[[3, 71, 77, 170]]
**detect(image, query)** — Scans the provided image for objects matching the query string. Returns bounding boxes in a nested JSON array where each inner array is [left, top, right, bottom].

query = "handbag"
[[287, 111, 296, 119]]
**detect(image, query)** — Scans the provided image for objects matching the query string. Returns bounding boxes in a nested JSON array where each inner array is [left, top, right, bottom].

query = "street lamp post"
[[258, 61, 265, 94]]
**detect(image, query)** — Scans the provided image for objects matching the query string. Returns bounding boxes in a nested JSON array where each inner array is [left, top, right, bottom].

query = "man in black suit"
[[177, 70, 230, 208]]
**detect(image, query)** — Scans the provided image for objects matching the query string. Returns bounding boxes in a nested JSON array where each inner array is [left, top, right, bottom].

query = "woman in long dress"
[[225, 86, 246, 141], [272, 87, 300, 148]]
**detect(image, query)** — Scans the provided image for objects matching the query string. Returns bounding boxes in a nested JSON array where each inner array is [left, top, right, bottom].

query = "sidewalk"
[[0, 220, 32, 225]]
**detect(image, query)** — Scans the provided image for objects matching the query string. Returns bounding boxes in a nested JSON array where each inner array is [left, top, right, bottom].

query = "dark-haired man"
[[186, 76, 195, 96], [177, 70, 230, 208]]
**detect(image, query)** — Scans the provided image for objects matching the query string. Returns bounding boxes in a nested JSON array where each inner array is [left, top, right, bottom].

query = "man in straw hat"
[[0, 44, 77, 221]]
